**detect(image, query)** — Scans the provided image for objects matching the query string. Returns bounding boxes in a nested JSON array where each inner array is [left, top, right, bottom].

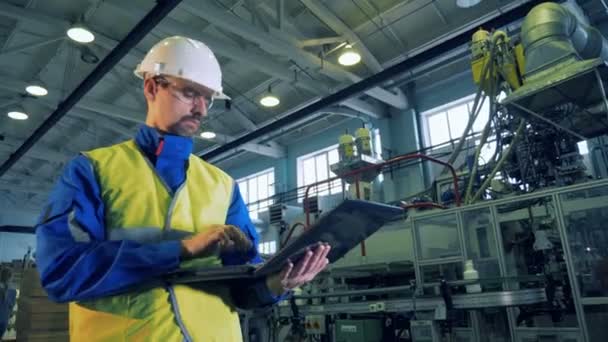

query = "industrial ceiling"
[[0, 0, 581, 212]]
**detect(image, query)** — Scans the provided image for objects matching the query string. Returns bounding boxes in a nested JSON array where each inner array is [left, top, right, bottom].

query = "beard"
[[166, 115, 201, 136]]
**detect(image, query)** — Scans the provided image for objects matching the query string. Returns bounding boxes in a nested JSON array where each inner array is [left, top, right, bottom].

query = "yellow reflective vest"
[[71, 139, 243, 342]]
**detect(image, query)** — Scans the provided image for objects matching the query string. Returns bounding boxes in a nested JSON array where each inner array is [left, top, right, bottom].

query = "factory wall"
[[0, 206, 39, 262], [415, 71, 476, 113], [224, 116, 396, 201], [222, 71, 480, 205]]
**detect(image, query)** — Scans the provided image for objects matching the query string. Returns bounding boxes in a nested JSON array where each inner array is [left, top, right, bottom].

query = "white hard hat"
[[134, 36, 229, 99]]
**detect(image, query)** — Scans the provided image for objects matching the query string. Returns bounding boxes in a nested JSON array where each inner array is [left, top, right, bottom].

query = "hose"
[[282, 222, 305, 246], [464, 80, 498, 203], [441, 34, 501, 175], [470, 119, 526, 203]]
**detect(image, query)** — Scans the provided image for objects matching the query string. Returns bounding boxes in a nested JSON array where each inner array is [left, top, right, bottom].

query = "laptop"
[[165, 199, 404, 284]]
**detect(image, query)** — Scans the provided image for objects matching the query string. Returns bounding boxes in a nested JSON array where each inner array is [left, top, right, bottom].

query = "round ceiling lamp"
[[200, 131, 217, 139], [25, 81, 48, 97], [7, 107, 28, 120], [260, 85, 280, 107], [338, 45, 361, 66], [456, 0, 482, 8], [67, 25, 95, 43]]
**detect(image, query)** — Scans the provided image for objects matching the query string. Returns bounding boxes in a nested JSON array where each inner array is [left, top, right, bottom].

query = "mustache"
[[181, 112, 203, 121]]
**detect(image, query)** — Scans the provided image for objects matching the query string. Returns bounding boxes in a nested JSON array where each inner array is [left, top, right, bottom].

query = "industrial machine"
[[244, 3, 608, 342], [451, 2, 608, 204]]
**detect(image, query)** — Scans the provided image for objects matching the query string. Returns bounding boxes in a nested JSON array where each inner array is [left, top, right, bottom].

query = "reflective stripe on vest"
[[70, 140, 242, 342]]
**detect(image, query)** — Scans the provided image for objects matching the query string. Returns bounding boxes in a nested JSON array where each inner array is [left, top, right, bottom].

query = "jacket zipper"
[[137, 141, 193, 341]]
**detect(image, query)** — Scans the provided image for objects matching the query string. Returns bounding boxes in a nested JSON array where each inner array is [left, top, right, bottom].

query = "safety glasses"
[[153, 76, 214, 110]]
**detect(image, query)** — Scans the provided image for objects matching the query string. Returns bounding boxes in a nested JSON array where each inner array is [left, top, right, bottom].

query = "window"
[[297, 145, 342, 200], [578, 141, 589, 155], [258, 241, 277, 255], [237, 168, 275, 219], [422, 94, 490, 148]]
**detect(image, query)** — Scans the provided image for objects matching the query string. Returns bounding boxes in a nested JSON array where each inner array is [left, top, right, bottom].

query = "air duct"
[[521, 2, 608, 78]]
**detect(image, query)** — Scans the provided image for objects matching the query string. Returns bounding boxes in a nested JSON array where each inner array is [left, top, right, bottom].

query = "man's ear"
[[143, 78, 157, 102]]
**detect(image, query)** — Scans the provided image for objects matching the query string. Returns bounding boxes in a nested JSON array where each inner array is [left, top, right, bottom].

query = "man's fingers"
[[225, 225, 252, 252], [291, 249, 313, 278], [319, 244, 331, 268], [305, 243, 325, 274], [305, 244, 329, 273], [281, 260, 294, 283]]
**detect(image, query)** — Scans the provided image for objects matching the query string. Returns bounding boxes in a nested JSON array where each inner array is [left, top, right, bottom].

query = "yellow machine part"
[[471, 55, 495, 90], [500, 60, 522, 90], [514, 43, 526, 79]]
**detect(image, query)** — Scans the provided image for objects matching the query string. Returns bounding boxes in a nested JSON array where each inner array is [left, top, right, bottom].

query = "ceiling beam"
[[210, 132, 286, 158], [299, 0, 383, 73], [0, 36, 66, 59], [0, 225, 35, 234], [1, 135, 70, 162], [181, 1, 408, 109], [276, 0, 284, 30], [341, 98, 384, 119], [238, 142, 286, 158], [297, 36, 345, 48]]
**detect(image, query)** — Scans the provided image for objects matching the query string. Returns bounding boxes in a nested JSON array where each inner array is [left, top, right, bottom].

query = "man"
[[36, 36, 330, 341]]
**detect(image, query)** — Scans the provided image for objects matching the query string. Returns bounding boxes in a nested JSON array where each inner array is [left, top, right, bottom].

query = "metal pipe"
[[510, 102, 588, 140], [0, 0, 184, 178], [521, 2, 608, 77], [201, 0, 544, 160], [295, 285, 413, 299]]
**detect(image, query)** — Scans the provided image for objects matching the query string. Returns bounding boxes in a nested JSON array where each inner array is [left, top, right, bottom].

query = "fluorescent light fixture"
[[25, 84, 48, 97], [200, 131, 217, 139], [8, 110, 28, 120], [67, 25, 95, 43], [338, 45, 361, 66], [456, 0, 481, 8]]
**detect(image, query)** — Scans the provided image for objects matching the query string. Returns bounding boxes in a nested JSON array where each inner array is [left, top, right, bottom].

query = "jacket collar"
[[135, 125, 193, 161]]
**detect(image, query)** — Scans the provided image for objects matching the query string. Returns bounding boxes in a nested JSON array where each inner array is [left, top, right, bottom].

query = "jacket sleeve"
[[36, 155, 182, 303], [223, 183, 289, 308]]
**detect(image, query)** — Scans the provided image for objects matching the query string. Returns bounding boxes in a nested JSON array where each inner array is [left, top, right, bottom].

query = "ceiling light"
[[25, 83, 48, 97], [7, 109, 28, 120], [260, 85, 280, 107], [260, 94, 280, 107], [200, 131, 217, 139], [456, 0, 481, 8], [67, 25, 95, 43], [338, 45, 361, 66]]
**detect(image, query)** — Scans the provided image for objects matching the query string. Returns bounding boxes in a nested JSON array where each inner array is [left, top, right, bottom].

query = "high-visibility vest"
[[71, 139, 242, 342]]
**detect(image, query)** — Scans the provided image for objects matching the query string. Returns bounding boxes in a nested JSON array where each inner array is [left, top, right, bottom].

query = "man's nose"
[[192, 97, 208, 116]]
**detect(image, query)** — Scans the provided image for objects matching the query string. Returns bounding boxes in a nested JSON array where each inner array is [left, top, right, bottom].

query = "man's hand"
[[266, 243, 331, 296], [180, 225, 252, 260]]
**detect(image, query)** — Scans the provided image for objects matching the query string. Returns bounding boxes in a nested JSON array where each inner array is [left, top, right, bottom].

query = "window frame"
[[420, 93, 491, 150], [236, 167, 275, 219], [296, 144, 342, 201]]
